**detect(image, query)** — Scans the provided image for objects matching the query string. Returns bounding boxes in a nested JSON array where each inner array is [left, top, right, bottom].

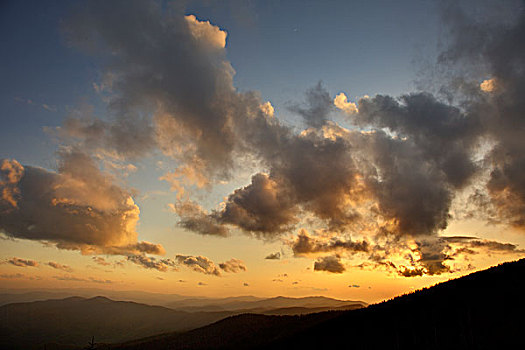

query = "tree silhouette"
[[85, 336, 96, 350]]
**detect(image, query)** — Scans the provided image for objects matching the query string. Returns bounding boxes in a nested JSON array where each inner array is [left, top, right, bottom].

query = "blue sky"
[[0, 0, 441, 165]]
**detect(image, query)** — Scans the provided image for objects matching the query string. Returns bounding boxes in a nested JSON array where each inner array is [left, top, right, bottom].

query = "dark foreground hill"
[[106, 258, 525, 350]]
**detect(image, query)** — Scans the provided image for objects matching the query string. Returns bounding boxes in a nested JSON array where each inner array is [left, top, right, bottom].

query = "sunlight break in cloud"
[[334, 92, 358, 114]]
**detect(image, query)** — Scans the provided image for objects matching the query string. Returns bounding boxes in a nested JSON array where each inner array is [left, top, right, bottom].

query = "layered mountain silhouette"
[[102, 258, 525, 350], [0, 294, 363, 349]]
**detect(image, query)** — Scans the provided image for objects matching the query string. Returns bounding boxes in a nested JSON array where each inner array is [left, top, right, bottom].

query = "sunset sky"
[[1, 0, 524, 303]]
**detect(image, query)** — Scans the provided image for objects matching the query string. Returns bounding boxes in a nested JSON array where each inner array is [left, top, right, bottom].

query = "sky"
[[1, 0, 524, 303]]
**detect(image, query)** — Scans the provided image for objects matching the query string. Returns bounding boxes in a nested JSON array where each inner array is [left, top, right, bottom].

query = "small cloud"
[[42, 104, 57, 112], [480, 78, 497, 92], [127, 255, 176, 272], [219, 258, 247, 273], [314, 255, 345, 274], [176, 255, 221, 276], [265, 252, 281, 260], [53, 275, 113, 284], [7, 257, 39, 268], [0, 273, 24, 279], [47, 261, 73, 272], [13, 96, 33, 105], [92, 256, 110, 266]]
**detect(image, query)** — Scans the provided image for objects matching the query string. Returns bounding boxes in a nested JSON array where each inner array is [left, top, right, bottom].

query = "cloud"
[[7, 257, 38, 267], [62, 0, 244, 183], [314, 255, 345, 274], [47, 262, 73, 272], [260, 101, 274, 117], [92, 256, 110, 266], [0, 273, 25, 279], [265, 252, 281, 260], [480, 78, 498, 92], [291, 229, 369, 257], [176, 255, 221, 276], [219, 258, 247, 273], [40, 0, 525, 278], [127, 255, 176, 272], [334, 92, 358, 114], [289, 82, 334, 128], [169, 200, 229, 237], [184, 14, 227, 49], [0, 151, 163, 256], [53, 275, 113, 284], [214, 173, 298, 236]]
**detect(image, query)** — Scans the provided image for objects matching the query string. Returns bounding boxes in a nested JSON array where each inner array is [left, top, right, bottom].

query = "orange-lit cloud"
[[334, 92, 358, 114], [6, 257, 39, 268], [0, 151, 164, 258]]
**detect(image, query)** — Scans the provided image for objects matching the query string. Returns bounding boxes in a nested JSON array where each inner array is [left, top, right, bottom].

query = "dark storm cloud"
[[313, 255, 346, 274]]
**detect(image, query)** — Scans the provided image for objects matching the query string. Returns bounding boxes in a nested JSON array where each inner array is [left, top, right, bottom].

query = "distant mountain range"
[[102, 258, 525, 350], [3, 259, 524, 349], [0, 293, 364, 349]]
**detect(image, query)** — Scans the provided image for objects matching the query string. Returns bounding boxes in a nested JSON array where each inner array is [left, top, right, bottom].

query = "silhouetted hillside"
[[106, 259, 525, 350], [0, 296, 234, 349]]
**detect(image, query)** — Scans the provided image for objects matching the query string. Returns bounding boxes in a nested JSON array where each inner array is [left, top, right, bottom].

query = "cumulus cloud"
[[169, 200, 228, 237], [176, 255, 221, 276], [32, 0, 525, 278], [6, 257, 38, 268], [219, 258, 247, 273], [184, 14, 227, 49], [334, 92, 358, 114], [0, 151, 163, 256], [47, 262, 73, 272], [314, 255, 345, 274], [291, 229, 369, 257], [127, 255, 176, 272]]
